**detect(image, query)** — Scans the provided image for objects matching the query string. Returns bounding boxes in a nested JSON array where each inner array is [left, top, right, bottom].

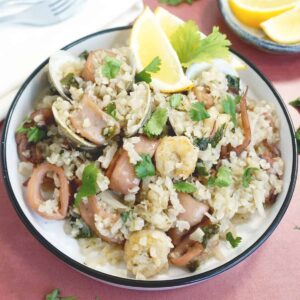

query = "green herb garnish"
[[159, 0, 195, 6], [189, 102, 210, 121], [104, 103, 117, 120], [16, 123, 47, 143], [75, 164, 99, 207], [296, 127, 300, 154], [169, 94, 183, 109], [208, 166, 232, 188], [134, 154, 155, 179], [194, 137, 210, 151], [60, 73, 79, 89], [242, 167, 258, 188], [223, 95, 237, 127], [45, 288, 76, 300], [173, 181, 197, 193], [79, 50, 89, 60], [171, 21, 231, 68], [135, 56, 161, 83], [290, 97, 300, 112], [102, 56, 121, 79], [195, 162, 209, 176], [143, 107, 168, 138], [226, 232, 242, 248], [226, 74, 240, 94], [121, 211, 132, 223], [202, 224, 219, 247]]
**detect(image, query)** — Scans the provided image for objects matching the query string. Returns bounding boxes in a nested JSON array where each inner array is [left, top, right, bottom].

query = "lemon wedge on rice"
[[130, 7, 193, 93], [229, 0, 300, 28], [260, 5, 300, 44], [154, 7, 246, 71]]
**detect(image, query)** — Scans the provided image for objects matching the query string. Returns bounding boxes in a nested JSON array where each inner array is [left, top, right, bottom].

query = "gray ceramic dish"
[[218, 0, 300, 53]]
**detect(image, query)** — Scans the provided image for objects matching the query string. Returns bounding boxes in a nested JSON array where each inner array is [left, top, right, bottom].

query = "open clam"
[[48, 50, 84, 102]]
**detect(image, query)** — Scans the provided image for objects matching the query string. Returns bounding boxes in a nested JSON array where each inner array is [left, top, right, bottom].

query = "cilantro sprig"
[[208, 166, 232, 187], [169, 94, 183, 109], [222, 95, 238, 127], [135, 56, 161, 83], [226, 232, 242, 248], [104, 103, 117, 120], [242, 167, 258, 188], [143, 107, 168, 138], [189, 102, 210, 121], [102, 56, 121, 79], [75, 164, 99, 207], [16, 123, 46, 143], [171, 21, 231, 67], [45, 288, 76, 300], [173, 181, 197, 193], [134, 154, 156, 179]]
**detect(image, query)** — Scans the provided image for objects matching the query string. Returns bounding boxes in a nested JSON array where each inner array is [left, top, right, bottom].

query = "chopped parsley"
[[195, 162, 209, 176], [143, 107, 168, 138], [121, 211, 132, 223], [242, 167, 258, 188], [135, 56, 161, 83], [75, 164, 99, 207], [159, 0, 195, 5], [45, 288, 76, 300], [289, 97, 300, 112], [226, 74, 240, 94], [169, 94, 183, 109], [101, 56, 121, 79], [226, 232, 242, 248], [194, 123, 226, 151], [171, 21, 231, 67], [208, 166, 232, 187], [223, 95, 238, 127], [202, 224, 219, 247], [79, 50, 89, 60], [16, 123, 47, 143], [69, 214, 92, 239], [134, 154, 155, 179], [189, 102, 210, 121], [60, 73, 79, 89], [173, 181, 197, 193], [296, 127, 300, 154], [104, 103, 117, 120]]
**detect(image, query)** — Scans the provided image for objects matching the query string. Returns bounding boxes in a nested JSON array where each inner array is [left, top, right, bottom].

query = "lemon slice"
[[260, 6, 300, 44], [229, 0, 300, 28], [130, 7, 193, 93], [155, 7, 246, 71]]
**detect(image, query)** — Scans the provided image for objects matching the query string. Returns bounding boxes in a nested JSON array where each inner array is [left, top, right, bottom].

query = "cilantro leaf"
[[159, 0, 195, 5], [242, 167, 258, 188], [290, 97, 300, 112], [202, 224, 219, 247], [16, 124, 47, 143], [189, 102, 210, 121], [208, 166, 232, 187], [223, 96, 237, 127], [102, 56, 121, 79], [195, 162, 209, 176], [143, 107, 168, 138], [226, 232, 242, 248], [75, 164, 99, 207], [104, 103, 117, 120], [171, 21, 231, 67], [60, 73, 79, 89], [134, 154, 155, 179], [209, 123, 226, 148], [121, 211, 132, 223], [169, 94, 183, 109], [135, 56, 161, 83], [226, 74, 240, 94], [173, 181, 197, 193], [45, 288, 76, 300], [295, 127, 300, 154]]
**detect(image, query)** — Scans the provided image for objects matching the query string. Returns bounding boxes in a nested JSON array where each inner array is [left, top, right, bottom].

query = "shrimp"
[[168, 193, 209, 246], [169, 235, 204, 267], [69, 94, 120, 145], [79, 196, 123, 244], [193, 86, 214, 109], [27, 163, 69, 220], [106, 136, 159, 195], [155, 136, 198, 179]]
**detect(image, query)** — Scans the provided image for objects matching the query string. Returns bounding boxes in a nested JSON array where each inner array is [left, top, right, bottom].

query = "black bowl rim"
[[1, 25, 298, 289], [217, 0, 300, 54]]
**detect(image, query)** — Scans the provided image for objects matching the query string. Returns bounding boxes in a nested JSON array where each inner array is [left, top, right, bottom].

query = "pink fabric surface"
[[1, 0, 300, 299]]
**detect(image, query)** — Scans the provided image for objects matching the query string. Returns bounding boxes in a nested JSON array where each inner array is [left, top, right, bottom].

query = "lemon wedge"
[[155, 7, 246, 71], [229, 0, 300, 28], [130, 7, 193, 93], [260, 6, 300, 44]]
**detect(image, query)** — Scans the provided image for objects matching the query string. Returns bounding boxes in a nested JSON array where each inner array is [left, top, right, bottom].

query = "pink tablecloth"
[[0, 0, 299, 299]]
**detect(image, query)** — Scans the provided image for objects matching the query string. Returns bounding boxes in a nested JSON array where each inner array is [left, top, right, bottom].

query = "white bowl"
[[1, 26, 298, 290]]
